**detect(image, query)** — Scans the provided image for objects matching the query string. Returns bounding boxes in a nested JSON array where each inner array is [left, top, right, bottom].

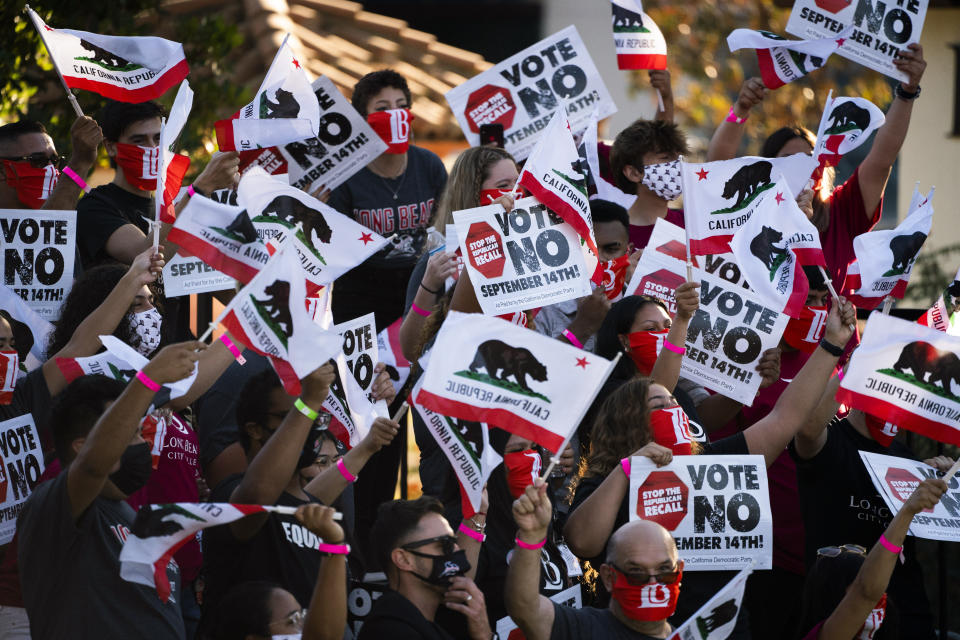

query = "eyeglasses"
[[611, 563, 681, 586], [401, 535, 458, 556], [271, 607, 307, 631], [817, 544, 867, 559], [1, 152, 60, 168]]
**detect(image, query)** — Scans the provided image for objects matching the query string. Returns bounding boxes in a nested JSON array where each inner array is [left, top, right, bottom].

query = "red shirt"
[[629, 208, 685, 250], [821, 167, 882, 290]]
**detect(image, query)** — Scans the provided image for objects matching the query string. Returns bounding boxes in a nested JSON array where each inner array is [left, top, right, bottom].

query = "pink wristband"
[[621, 457, 631, 477], [879, 534, 902, 554], [336, 458, 357, 483], [187, 184, 197, 197], [410, 302, 431, 318], [316, 542, 351, 555], [663, 340, 685, 355], [515, 536, 546, 550], [459, 522, 486, 542], [62, 166, 89, 193], [219, 334, 246, 365], [562, 329, 583, 349], [725, 106, 746, 124], [135, 370, 162, 393]]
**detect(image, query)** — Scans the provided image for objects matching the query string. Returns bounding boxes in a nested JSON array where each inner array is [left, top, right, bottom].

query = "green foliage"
[[907, 243, 960, 306], [0, 2, 248, 177]]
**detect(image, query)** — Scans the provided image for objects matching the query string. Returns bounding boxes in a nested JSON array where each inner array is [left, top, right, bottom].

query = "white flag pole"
[[655, 89, 665, 114], [263, 505, 342, 520], [678, 156, 695, 282], [881, 296, 894, 315], [818, 265, 855, 333], [943, 457, 960, 483], [24, 6, 84, 118], [540, 352, 622, 480]]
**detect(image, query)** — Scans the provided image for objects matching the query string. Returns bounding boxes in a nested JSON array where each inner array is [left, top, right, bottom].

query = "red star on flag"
[[775, 191, 785, 205], [575, 357, 589, 369], [359, 232, 374, 245], [292, 58, 301, 68], [696, 168, 709, 181], [836, 38, 845, 47]]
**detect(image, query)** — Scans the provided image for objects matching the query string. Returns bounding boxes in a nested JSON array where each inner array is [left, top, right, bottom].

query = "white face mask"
[[130, 307, 162, 356], [641, 159, 682, 201]]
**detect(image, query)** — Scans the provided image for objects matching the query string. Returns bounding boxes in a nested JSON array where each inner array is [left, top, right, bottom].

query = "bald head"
[[607, 520, 678, 567]]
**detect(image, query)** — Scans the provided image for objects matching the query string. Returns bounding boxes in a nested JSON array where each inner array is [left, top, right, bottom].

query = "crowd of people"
[[0, 17, 955, 640]]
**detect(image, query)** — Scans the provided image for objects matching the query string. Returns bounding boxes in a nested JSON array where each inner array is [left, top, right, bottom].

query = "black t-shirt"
[[550, 603, 664, 640], [356, 589, 454, 640], [201, 474, 326, 614], [76, 183, 152, 268], [18, 474, 184, 639], [791, 417, 935, 638]]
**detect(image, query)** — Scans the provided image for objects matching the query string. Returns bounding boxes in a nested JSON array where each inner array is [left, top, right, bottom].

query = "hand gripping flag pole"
[[818, 265, 856, 334], [24, 5, 84, 118]]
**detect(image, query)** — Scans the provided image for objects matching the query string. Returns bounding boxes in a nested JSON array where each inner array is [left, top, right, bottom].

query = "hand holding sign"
[[301, 361, 337, 408], [424, 251, 459, 292], [369, 362, 396, 404], [903, 478, 948, 516], [630, 442, 673, 467], [513, 480, 552, 543], [756, 348, 782, 390], [893, 43, 926, 93], [824, 296, 856, 349]]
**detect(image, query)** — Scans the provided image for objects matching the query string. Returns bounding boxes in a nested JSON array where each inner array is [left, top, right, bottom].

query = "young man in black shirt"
[[18, 341, 202, 639], [359, 496, 490, 640], [792, 375, 955, 640]]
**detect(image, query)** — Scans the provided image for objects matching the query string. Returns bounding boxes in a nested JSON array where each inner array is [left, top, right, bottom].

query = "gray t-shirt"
[[18, 473, 184, 639], [550, 603, 665, 640], [327, 145, 447, 269], [533, 298, 597, 352]]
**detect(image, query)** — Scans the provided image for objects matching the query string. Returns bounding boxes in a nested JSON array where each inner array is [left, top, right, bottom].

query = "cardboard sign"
[[445, 26, 616, 160], [786, 0, 928, 83], [860, 451, 960, 542], [162, 252, 235, 297], [0, 415, 46, 544], [453, 196, 592, 315], [629, 455, 772, 571], [494, 584, 582, 639], [0, 209, 76, 320], [279, 76, 388, 194], [334, 313, 388, 416]]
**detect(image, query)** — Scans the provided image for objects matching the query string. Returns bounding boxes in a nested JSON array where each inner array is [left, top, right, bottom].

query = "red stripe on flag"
[[386, 319, 411, 368], [836, 386, 960, 447], [416, 388, 565, 452], [160, 154, 191, 224], [55, 357, 85, 383], [232, 504, 269, 516], [166, 228, 262, 284], [63, 59, 189, 103], [519, 173, 601, 276], [269, 356, 302, 397], [793, 247, 827, 268], [214, 119, 237, 152], [616, 53, 668, 70], [755, 50, 786, 90], [689, 235, 733, 257], [783, 269, 810, 318]]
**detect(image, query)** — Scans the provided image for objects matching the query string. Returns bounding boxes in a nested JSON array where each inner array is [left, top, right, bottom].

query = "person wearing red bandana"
[[327, 70, 447, 330], [76, 100, 239, 268], [0, 116, 101, 212], [792, 354, 956, 639], [508, 480, 682, 639]]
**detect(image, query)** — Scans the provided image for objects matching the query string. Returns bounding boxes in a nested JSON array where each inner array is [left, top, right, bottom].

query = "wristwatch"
[[894, 83, 921, 101]]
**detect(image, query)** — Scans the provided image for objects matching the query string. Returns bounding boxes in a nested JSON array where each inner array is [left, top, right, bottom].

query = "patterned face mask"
[[641, 160, 682, 201], [129, 308, 162, 356]]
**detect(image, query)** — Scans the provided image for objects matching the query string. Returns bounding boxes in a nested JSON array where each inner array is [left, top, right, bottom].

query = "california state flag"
[[811, 92, 884, 186], [610, 0, 667, 70], [215, 36, 319, 151], [218, 237, 342, 395], [156, 80, 193, 224], [837, 313, 960, 447], [727, 26, 852, 89], [918, 266, 960, 335], [415, 312, 615, 452], [26, 7, 188, 102], [842, 187, 933, 309], [519, 109, 600, 282], [729, 178, 825, 317]]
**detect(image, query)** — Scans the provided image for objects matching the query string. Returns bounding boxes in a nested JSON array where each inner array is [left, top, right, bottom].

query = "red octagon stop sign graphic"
[[466, 221, 506, 279], [636, 470, 689, 531], [814, 0, 852, 13], [885, 467, 933, 513], [636, 269, 686, 315], [464, 84, 516, 134]]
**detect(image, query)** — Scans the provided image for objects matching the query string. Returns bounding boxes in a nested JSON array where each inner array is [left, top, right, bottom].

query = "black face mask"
[[109, 442, 153, 495], [406, 548, 471, 587]]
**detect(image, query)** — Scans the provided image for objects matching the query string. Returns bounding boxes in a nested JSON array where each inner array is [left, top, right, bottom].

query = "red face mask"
[[783, 305, 829, 353], [0, 351, 19, 405], [857, 592, 886, 639], [609, 568, 682, 621], [496, 310, 528, 327], [115, 143, 160, 191], [649, 406, 695, 455], [504, 450, 541, 499], [599, 254, 631, 301], [863, 413, 898, 447], [2, 161, 59, 209], [367, 109, 414, 154], [627, 329, 668, 376], [479, 187, 525, 206]]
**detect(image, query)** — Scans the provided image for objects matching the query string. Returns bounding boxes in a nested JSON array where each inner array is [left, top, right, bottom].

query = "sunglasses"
[[1, 152, 60, 169], [817, 544, 867, 559], [402, 534, 458, 556], [611, 563, 681, 586], [271, 607, 306, 631]]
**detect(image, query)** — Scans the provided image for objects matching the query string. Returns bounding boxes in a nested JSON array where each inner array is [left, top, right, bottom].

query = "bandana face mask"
[[648, 406, 701, 455], [863, 412, 899, 447], [2, 161, 59, 209], [0, 350, 18, 405], [600, 254, 631, 301], [627, 329, 669, 376], [504, 449, 542, 499], [114, 143, 160, 191], [640, 160, 682, 201], [366, 109, 414, 154], [609, 568, 683, 622], [130, 308, 163, 357], [479, 187, 526, 206], [783, 305, 829, 353]]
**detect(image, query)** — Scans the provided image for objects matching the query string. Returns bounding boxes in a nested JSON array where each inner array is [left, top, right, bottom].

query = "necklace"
[[375, 156, 408, 200]]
